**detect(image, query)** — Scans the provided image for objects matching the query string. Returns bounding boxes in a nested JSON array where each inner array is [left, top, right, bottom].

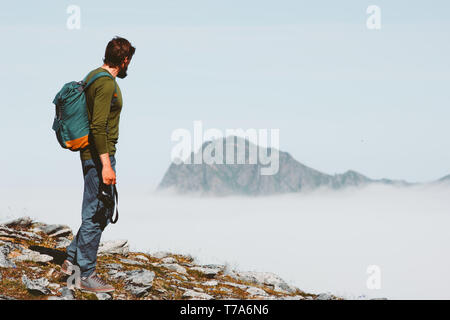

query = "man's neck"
[[101, 64, 119, 78]]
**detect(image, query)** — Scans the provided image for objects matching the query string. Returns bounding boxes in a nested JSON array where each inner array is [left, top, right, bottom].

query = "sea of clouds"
[[1, 182, 450, 299]]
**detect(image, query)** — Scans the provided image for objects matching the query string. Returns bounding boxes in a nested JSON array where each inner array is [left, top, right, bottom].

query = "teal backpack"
[[52, 71, 115, 151]]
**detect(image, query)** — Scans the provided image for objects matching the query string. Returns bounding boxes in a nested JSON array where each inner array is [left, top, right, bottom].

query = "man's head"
[[103, 37, 136, 79]]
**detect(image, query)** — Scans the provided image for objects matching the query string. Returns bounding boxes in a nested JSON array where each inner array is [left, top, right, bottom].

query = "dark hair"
[[103, 36, 136, 68]]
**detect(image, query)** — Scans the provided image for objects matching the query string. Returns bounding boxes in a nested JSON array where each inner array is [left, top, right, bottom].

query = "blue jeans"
[[66, 155, 116, 277]]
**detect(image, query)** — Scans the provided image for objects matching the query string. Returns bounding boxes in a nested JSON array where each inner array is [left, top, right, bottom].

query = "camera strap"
[[111, 184, 119, 224]]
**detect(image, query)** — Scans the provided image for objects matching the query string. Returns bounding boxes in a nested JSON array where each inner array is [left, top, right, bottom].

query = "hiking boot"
[[61, 259, 75, 276], [80, 271, 115, 293]]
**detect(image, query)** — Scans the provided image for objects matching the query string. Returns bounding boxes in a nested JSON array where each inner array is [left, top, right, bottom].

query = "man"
[[61, 37, 135, 293]]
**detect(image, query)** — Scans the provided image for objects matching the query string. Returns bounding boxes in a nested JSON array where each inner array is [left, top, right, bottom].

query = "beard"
[[117, 64, 129, 79]]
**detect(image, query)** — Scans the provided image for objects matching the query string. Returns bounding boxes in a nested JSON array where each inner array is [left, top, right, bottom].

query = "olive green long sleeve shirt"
[[79, 67, 123, 161]]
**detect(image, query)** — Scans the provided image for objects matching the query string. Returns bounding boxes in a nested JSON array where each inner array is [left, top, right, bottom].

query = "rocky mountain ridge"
[[0, 216, 339, 300], [159, 136, 415, 195]]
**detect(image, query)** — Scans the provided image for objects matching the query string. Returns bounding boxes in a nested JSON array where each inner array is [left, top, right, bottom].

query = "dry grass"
[[0, 222, 329, 301]]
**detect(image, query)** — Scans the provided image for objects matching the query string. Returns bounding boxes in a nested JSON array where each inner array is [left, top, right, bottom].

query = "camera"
[[97, 184, 115, 208]]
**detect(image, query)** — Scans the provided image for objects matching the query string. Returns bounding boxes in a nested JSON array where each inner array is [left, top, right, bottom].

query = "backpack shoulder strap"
[[83, 71, 114, 91]]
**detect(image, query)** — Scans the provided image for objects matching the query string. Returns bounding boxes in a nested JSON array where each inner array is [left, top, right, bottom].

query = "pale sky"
[[1, 0, 449, 191]]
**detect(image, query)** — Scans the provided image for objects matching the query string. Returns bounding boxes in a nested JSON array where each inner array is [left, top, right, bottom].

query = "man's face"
[[117, 58, 131, 79]]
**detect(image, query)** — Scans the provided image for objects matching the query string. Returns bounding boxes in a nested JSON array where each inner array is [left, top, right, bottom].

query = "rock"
[[180, 262, 195, 268], [22, 275, 51, 295], [202, 264, 225, 269], [0, 225, 42, 241], [316, 293, 334, 300], [0, 295, 17, 300], [161, 257, 177, 264], [280, 295, 305, 300], [135, 255, 149, 261], [181, 254, 195, 263], [122, 269, 154, 298], [59, 287, 74, 299], [29, 266, 42, 272], [55, 237, 71, 249], [55, 287, 75, 300], [125, 285, 151, 298], [96, 292, 113, 300], [151, 251, 170, 259], [125, 269, 155, 287], [179, 275, 188, 281], [48, 283, 60, 290], [190, 266, 221, 278], [233, 271, 296, 293], [109, 270, 127, 280], [161, 263, 187, 275], [223, 281, 248, 290], [193, 287, 204, 292], [120, 258, 145, 266], [0, 241, 22, 250], [0, 243, 16, 268], [1, 216, 33, 228], [246, 286, 269, 297], [203, 280, 218, 286], [260, 295, 278, 300], [182, 289, 214, 300], [104, 263, 123, 270], [33, 224, 72, 238], [98, 240, 129, 255], [12, 248, 53, 263], [222, 263, 238, 277], [155, 288, 167, 294], [50, 228, 72, 238]]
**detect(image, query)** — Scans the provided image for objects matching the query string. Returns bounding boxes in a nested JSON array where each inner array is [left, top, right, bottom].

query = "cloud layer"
[[2, 183, 450, 299]]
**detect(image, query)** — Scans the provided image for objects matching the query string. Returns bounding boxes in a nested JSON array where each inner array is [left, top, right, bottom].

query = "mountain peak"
[[438, 174, 450, 182], [159, 137, 408, 195]]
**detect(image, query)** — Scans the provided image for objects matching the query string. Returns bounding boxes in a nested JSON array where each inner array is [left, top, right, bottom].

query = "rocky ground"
[[0, 216, 339, 300]]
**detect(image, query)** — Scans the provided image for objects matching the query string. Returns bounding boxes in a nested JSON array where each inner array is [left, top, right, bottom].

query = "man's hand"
[[102, 165, 116, 185], [99, 153, 116, 185]]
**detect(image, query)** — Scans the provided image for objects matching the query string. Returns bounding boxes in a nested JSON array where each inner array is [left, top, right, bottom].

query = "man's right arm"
[[90, 78, 116, 185], [99, 153, 116, 185]]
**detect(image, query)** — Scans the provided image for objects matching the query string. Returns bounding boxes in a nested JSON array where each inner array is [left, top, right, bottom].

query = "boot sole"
[[80, 285, 115, 293]]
